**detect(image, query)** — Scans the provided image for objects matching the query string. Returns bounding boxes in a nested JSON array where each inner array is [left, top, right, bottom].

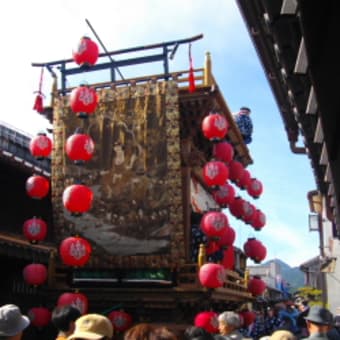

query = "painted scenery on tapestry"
[[52, 84, 176, 256]]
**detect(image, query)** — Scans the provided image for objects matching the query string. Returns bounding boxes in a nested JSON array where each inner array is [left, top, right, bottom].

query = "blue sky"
[[0, 0, 319, 267]]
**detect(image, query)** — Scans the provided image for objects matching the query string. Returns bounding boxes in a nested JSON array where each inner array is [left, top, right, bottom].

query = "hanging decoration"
[[23, 217, 47, 243], [194, 311, 219, 334], [228, 197, 244, 219], [238, 169, 251, 190], [247, 178, 263, 199], [251, 209, 266, 231], [212, 183, 235, 208], [70, 85, 98, 118], [73, 36, 99, 67], [205, 240, 220, 255], [212, 141, 234, 164], [201, 113, 229, 142], [248, 276, 266, 296], [200, 210, 229, 238], [239, 310, 256, 327], [57, 292, 89, 315], [29, 133, 52, 160], [243, 238, 267, 263], [202, 161, 229, 188], [198, 263, 225, 288], [108, 311, 133, 333], [62, 184, 94, 215], [28, 307, 51, 328], [23, 263, 48, 286], [217, 226, 236, 249], [32, 67, 45, 113], [188, 43, 196, 93], [59, 236, 92, 267], [221, 245, 235, 270], [65, 130, 95, 163], [243, 203, 256, 225], [26, 175, 50, 199], [228, 160, 244, 185]]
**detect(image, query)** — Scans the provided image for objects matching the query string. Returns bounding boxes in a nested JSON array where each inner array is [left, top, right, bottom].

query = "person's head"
[[217, 311, 241, 335], [0, 304, 30, 340], [52, 305, 81, 335], [269, 330, 296, 340], [68, 314, 113, 340], [239, 107, 251, 115], [124, 323, 154, 340], [304, 305, 333, 334], [184, 326, 214, 340], [150, 327, 177, 340]]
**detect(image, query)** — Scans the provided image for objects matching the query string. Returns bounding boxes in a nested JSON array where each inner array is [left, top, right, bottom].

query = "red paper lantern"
[[239, 311, 256, 327], [73, 36, 99, 67], [70, 85, 98, 118], [59, 236, 92, 267], [200, 211, 229, 238], [228, 197, 244, 219], [201, 113, 229, 141], [248, 276, 266, 296], [217, 226, 236, 248], [194, 311, 219, 334], [203, 161, 229, 188], [251, 210, 266, 231], [66, 132, 95, 163], [23, 263, 47, 286], [57, 292, 89, 315], [206, 240, 220, 255], [228, 160, 244, 184], [238, 169, 251, 189], [62, 184, 94, 215], [29, 133, 52, 159], [243, 238, 267, 263], [108, 311, 133, 332], [243, 203, 256, 225], [28, 307, 51, 328], [221, 246, 235, 270], [212, 141, 234, 164], [213, 183, 235, 208], [26, 175, 50, 199], [199, 263, 225, 288], [23, 217, 47, 243], [247, 178, 263, 199]]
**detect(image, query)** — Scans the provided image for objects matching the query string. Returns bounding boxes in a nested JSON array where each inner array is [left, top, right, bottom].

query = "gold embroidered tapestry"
[[52, 81, 185, 268]]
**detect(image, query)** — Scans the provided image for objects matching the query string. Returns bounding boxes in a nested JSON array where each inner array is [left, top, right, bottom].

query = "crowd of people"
[[0, 300, 339, 340]]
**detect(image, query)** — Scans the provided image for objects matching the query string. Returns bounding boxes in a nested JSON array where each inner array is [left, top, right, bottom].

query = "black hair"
[[184, 326, 215, 340], [240, 107, 251, 112], [51, 305, 81, 332]]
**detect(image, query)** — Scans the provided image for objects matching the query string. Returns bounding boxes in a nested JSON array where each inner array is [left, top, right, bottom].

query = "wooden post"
[[204, 52, 213, 86], [47, 249, 56, 288], [198, 243, 206, 268], [244, 268, 250, 288]]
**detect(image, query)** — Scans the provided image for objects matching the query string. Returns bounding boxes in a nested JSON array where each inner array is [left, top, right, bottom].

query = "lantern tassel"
[[188, 43, 196, 93], [33, 93, 44, 113], [33, 67, 45, 113]]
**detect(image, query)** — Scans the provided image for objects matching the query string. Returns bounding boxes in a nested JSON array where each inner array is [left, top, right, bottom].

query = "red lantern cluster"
[[66, 131, 95, 163], [198, 263, 225, 288], [73, 36, 99, 67], [70, 85, 98, 118], [200, 211, 229, 238], [23, 263, 47, 286], [248, 276, 266, 296], [251, 209, 266, 231], [62, 184, 94, 215], [108, 311, 133, 332], [57, 292, 89, 315], [228, 160, 244, 185], [23, 217, 47, 243], [29, 133, 52, 160], [201, 113, 229, 141], [217, 226, 236, 249], [243, 238, 267, 263], [28, 307, 51, 328], [194, 311, 219, 334], [59, 236, 92, 267], [26, 175, 50, 199]]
